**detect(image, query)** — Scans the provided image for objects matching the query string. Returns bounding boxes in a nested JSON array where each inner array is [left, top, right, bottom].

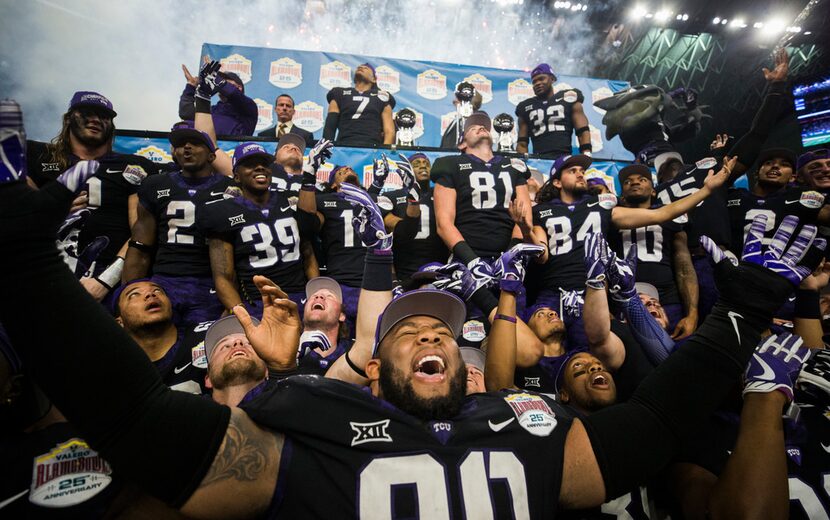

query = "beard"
[[624, 193, 651, 206], [354, 71, 373, 84], [468, 134, 493, 149], [69, 113, 113, 148], [343, 174, 360, 187], [210, 358, 266, 389], [379, 360, 467, 422], [757, 177, 786, 191], [568, 184, 588, 197]]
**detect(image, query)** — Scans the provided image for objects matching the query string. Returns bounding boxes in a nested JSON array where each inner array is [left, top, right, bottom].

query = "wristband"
[[517, 136, 529, 145], [128, 239, 154, 254], [575, 126, 591, 136], [362, 252, 394, 291], [452, 241, 478, 265], [300, 184, 317, 192], [194, 97, 211, 114], [345, 351, 368, 378], [267, 365, 298, 382], [795, 289, 821, 320], [578, 143, 593, 153], [495, 314, 517, 323], [95, 257, 124, 290]]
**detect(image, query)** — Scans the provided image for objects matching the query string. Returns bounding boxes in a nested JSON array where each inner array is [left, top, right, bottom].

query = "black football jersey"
[[786, 405, 830, 519], [69, 154, 160, 272], [315, 191, 384, 287], [655, 159, 731, 248], [387, 187, 449, 281], [726, 186, 825, 255], [198, 192, 306, 301], [137, 172, 234, 278], [514, 354, 573, 396], [270, 163, 302, 197], [515, 88, 583, 157], [327, 86, 396, 146], [533, 194, 616, 291], [562, 487, 654, 520], [241, 375, 573, 519], [153, 320, 211, 394], [610, 209, 684, 306], [431, 154, 527, 257], [0, 422, 122, 517]]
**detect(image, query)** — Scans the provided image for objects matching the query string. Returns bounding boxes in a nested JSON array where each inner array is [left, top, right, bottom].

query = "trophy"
[[395, 108, 417, 147], [493, 113, 515, 152], [455, 82, 476, 118]]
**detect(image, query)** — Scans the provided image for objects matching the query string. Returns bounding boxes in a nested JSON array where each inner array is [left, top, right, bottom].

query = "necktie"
[[278, 123, 287, 138]]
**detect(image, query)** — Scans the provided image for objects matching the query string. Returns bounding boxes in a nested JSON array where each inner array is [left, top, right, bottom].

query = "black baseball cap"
[[550, 154, 592, 179], [372, 289, 467, 357], [758, 148, 797, 167], [618, 164, 653, 185]]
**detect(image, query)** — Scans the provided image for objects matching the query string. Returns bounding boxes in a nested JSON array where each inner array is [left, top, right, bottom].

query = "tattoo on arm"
[[200, 409, 280, 488]]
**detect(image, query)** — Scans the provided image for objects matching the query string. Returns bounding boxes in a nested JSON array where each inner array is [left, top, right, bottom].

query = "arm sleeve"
[[323, 112, 340, 141], [0, 181, 230, 508], [178, 84, 197, 122], [728, 81, 787, 169], [621, 296, 676, 365]]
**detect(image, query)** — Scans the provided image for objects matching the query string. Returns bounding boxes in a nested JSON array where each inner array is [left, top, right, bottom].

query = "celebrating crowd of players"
[[2, 50, 830, 519]]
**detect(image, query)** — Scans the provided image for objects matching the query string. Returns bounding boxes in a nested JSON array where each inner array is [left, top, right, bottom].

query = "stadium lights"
[[786, 26, 802, 33], [629, 5, 648, 19], [753, 22, 764, 28], [729, 18, 746, 29], [654, 10, 671, 22], [675, 13, 688, 21], [712, 17, 720, 24], [804, 31, 812, 35], [765, 18, 786, 34], [720, 18, 728, 25]]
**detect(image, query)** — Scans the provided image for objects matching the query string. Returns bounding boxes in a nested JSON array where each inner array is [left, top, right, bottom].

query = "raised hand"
[[762, 48, 789, 83], [709, 133, 730, 152], [703, 155, 737, 190], [370, 154, 390, 192], [195, 60, 223, 101], [182, 64, 198, 87], [233, 275, 302, 369], [743, 214, 819, 286], [584, 232, 613, 290], [744, 332, 810, 401], [302, 139, 334, 182], [338, 183, 392, 251], [491, 243, 545, 293], [395, 153, 421, 202], [607, 243, 638, 302], [414, 261, 491, 300]]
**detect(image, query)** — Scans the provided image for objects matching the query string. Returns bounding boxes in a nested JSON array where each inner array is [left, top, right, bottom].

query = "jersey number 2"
[[529, 105, 565, 136]]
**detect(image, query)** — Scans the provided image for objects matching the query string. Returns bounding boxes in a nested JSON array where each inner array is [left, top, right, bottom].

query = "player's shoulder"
[[783, 187, 826, 210], [429, 154, 465, 181], [375, 87, 393, 104], [555, 87, 584, 105], [384, 188, 409, 208]]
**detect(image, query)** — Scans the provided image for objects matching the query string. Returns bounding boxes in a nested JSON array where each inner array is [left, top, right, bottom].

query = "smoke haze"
[[0, 0, 601, 140]]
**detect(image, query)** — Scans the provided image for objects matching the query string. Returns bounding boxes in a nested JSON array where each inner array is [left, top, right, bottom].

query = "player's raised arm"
[[0, 170, 281, 518], [559, 214, 822, 508]]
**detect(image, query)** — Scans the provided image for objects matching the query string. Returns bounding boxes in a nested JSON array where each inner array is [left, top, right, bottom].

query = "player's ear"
[[207, 151, 216, 163], [552, 178, 563, 190], [115, 316, 124, 327], [339, 311, 346, 324], [558, 388, 569, 404], [365, 359, 381, 383], [204, 374, 213, 390]]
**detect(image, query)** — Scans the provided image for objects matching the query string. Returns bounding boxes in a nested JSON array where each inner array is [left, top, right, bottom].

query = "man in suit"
[[257, 94, 314, 146], [440, 86, 482, 150]]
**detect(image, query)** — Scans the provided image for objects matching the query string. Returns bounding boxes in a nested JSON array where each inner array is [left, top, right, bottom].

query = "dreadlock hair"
[[535, 175, 561, 203], [48, 110, 115, 171]]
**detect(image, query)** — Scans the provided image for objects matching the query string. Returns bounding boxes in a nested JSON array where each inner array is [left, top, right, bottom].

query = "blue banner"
[[199, 43, 634, 161]]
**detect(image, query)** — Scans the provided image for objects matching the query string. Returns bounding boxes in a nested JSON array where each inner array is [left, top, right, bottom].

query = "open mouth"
[[413, 354, 446, 383], [229, 349, 248, 360], [590, 373, 610, 389], [254, 173, 269, 182], [145, 301, 162, 312], [311, 302, 325, 311]]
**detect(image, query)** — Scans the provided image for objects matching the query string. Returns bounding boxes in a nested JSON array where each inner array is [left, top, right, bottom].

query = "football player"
[[296, 276, 351, 375], [432, 112, 532, 266], [270, 132, 306, 195], [323, 63, 395, 146], [797, 148, 830, 193], [515, 64, 592, 159], [179, 61, 257, 136], [611, 164, 699, 338], [122, 122, 233, 327], [198, 143, 308, 317], [381, 153, 449, 284], [1, 160, 820, 519], [32, 92, 161, 304], [520, 155, 731, 345], [113, 280, 209, 395], [203, 315, 268, 407]]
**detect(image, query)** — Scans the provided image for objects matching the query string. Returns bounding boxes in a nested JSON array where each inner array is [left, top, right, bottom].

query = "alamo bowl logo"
[[553, 82, 575, 94], [293, 100, 324, 133], [508, 78, 534, 105], [135, 145, 172, 164], [376, 65, 400, 94], [319, 60, 352, 89], [254, 98, 274, 132], [219, 54, 252, 84], [417, 69, 448, 100], [269, 57, 302, 88], [463, 73, 493, 104], [591, 87, 613, 115], [30, 439, 113, 507]]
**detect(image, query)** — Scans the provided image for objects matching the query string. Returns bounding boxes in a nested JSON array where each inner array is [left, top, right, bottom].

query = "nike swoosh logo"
[[106, 168, 122, 173], [587, 202, 599, 207], [728, 311, 743, 344], [784, 200, 800, 204], [280, 205, 293, 212], [209, 289, 217, 294], [173, 362, 191, 374], [210, 191, 225, 196], [0, 489, 29, 510], [822, 442, 830, 453], [752, 353, 776, 381], [488, 417, 515, 432]]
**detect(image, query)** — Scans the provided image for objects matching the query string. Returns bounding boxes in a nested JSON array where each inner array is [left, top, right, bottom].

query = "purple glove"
[[743, 215, 819, 285], [302, 139, 334, 183], [0, 99, 26, 183], [698, 235, 738, 266], [338, 183, 392, 252], [560, 289, 585, 320], [491, 243, 545, 293], [607, 243, 638, 302], [370, 154, 390, 191], [584, 232, 613, 290], [396, 153, 421, 202], [57, 160, 100, 194], [744, 332, 810, 401], [298, 329, 332, 359], [195, 60, 223, 101], [415, 261, 488, 301]]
